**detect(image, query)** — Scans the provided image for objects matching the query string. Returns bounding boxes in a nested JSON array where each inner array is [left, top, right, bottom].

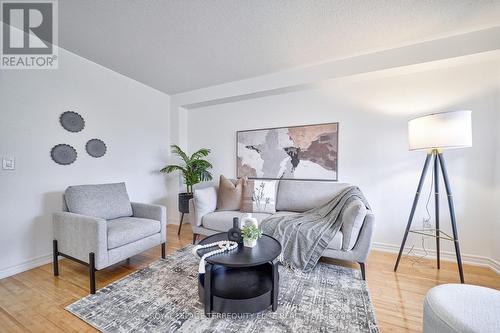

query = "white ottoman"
[[423, 284, 500, 333]]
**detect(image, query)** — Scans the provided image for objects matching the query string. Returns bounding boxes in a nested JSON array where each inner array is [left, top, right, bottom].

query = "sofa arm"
[[350, 211, 375, 263], [131, 202, 167, 242], [190, 187, 217, 227], [53, 212, 108, 269]]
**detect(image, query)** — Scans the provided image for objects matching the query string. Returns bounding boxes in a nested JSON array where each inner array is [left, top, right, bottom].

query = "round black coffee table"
[[196, 232, 281, 316]]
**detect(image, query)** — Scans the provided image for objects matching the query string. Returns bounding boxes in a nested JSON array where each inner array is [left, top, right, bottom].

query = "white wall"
[[187, 59, 500, 267], [0, 47, 170, 278], [495, 68, 500, 263]]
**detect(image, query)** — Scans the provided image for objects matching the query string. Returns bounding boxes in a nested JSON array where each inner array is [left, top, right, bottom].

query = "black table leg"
[[271, 260, 279, 311], [53, 240, 59, 276], [89, 252, 96, 294], [204, 263, 212, 317]]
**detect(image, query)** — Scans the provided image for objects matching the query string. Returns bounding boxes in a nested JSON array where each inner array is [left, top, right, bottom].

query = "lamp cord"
[[405, 159, 433, 265]]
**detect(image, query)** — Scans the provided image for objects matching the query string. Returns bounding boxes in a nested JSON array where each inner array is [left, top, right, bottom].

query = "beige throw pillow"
[[216, 175, 243, 211], [241, 178, 277, 213]]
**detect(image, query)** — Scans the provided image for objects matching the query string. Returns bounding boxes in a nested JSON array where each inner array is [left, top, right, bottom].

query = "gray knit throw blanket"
[[261, 186, 370, 272]]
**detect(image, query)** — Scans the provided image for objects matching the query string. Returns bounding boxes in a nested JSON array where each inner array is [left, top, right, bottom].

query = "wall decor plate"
[[237, 122, 339, 181], [60, 111, 85, 132], [51, 144, 77, 165], [86, 139, 107, 158]]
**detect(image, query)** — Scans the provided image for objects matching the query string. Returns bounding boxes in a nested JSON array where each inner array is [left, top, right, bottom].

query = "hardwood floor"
[[0, 224, 498, 332]]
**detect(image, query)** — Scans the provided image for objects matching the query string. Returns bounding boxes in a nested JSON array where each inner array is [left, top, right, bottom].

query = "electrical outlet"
[[2, 156, 15, 170]]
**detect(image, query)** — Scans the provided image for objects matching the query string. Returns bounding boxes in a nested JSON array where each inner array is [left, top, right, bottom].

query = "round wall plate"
[[51, 144, 77, 165], [60, 111, 85, 132], [86, 138, 107, 158]]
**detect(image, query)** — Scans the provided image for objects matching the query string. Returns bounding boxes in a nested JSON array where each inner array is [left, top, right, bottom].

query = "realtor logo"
[[1, 0, 58, 69]]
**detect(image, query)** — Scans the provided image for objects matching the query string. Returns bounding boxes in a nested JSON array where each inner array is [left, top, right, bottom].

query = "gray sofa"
[[52, 183, 167, 293], [187, 179, 375, 279]]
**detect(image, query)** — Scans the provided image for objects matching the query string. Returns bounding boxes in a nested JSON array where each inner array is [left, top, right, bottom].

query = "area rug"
[[66, 245, 378, 332]]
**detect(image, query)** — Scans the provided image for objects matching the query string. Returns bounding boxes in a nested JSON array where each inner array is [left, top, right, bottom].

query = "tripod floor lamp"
[[394, 110, 472, 283]]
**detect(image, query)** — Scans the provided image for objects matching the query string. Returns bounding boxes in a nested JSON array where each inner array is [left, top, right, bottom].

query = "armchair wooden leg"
[[89, 252, 96, 294], [192, 233, 199, 245], [359, 262, 366, 281], [53, 240, 59, 276], [161, 242, 166, 259]]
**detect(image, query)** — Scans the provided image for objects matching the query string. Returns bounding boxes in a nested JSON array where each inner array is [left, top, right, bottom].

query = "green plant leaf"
[[241, 225, 262, 240], [160, 165, 187, 174], [170, 144, 190, 164], [160, 145, 213, 194], [190, 148, 211, 160]]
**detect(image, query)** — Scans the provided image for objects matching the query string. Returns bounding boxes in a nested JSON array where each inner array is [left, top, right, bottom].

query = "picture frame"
[[236, 122, 339, 181]]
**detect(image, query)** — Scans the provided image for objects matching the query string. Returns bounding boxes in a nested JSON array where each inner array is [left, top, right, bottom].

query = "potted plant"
[[160, 145, 213, 214], [241, 224, 263, 248]]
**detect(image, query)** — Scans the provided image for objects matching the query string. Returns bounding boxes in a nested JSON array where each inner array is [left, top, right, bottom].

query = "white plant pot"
[[243, 238, 257, 248]]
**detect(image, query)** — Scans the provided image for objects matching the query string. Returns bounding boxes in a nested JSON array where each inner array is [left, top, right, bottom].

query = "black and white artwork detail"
[[86, 139, 107, 158], [60, 111, 85, 132], [51, 144, 77, 165]]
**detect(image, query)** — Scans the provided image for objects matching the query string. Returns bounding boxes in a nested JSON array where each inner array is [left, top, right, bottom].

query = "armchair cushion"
[[65, 182, 133, 220], [107, 217, 161, 249]]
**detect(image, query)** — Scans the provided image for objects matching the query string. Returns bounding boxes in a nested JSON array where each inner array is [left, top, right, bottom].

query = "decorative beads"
[[192, 241, 238, 273]]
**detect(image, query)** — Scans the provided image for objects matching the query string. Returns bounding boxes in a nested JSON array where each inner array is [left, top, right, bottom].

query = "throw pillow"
[[341, 198, 367, 251], [216, 175, 243, 211], [241, 178, 277, 214], [193, 187, 217, 226]]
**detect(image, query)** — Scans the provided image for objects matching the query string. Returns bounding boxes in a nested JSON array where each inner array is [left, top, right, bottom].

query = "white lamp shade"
[[408, 110, 472, 151]]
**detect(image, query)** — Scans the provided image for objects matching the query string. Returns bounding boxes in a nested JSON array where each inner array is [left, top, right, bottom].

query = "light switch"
[[2, 156, 15, 170]]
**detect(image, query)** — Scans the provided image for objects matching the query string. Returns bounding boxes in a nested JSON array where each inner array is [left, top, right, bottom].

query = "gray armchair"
[[53, 182, 166, 293]]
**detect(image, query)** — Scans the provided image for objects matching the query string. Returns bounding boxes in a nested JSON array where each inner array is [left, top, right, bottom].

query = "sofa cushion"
[[107, 217, 161, 249], [65, 182, 133, 220], [341, 198, 367, 251], [216, 175, 243, 211], [276, 180, 350, 212], [202, 211, 271, 231]]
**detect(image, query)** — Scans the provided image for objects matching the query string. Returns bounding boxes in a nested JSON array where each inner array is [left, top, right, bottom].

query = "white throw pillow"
[[341, 199, 367, 251], [193, 187, 217, 226], [241, 179, 277, 214]]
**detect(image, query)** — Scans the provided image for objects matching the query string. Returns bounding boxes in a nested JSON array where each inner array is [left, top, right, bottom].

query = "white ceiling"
[[59, 0, 500, 95]]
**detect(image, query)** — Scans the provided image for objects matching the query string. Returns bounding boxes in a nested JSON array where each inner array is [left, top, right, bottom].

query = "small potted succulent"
[[241, 224, 263, 248]]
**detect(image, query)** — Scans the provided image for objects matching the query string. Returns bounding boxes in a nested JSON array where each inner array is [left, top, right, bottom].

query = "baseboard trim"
[[372, 242, 500, 274], [0, 253, 53, 280], [2, 241, 497, 281]]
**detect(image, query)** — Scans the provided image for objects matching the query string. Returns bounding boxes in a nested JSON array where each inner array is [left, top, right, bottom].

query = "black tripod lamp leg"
[[437, 153, 465, 283], [394, 152, 433, 272], [434, 151, 440, 269]]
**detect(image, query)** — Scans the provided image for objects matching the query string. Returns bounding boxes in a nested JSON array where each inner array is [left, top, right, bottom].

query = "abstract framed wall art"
[[237, 122, 338, 181]]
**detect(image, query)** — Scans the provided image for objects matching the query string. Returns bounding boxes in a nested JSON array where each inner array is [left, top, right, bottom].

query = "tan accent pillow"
[[216, 175, 243, 211], [241, 178, 277, 213]]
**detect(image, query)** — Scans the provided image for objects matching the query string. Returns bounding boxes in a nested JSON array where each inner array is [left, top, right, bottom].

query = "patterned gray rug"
[[66, 246, 378, 332]]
